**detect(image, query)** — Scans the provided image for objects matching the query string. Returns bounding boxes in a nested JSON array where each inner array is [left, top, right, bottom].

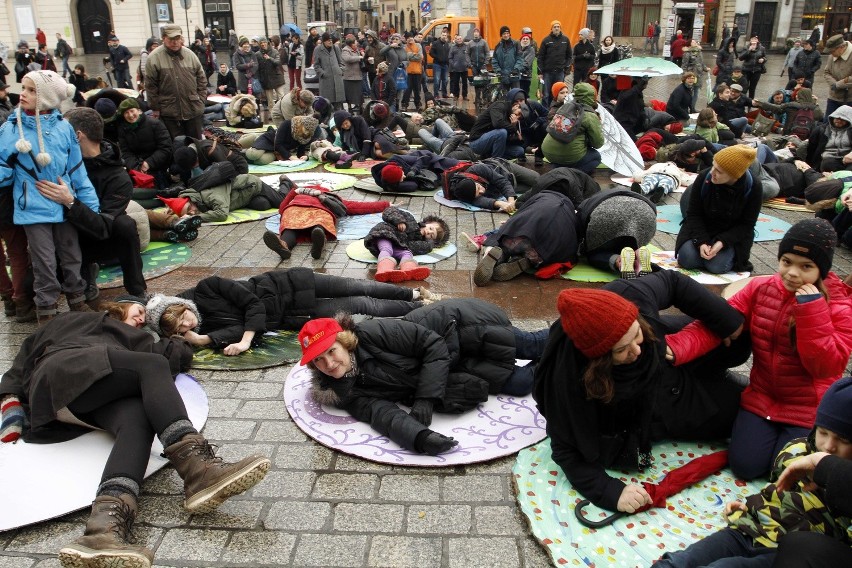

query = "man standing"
[[823, 34, 852, 120], [537, 20, 572, 107], [794, 39, 822, 84], [54, 33, 73, 78], [493, 26, 523, 89], [644, 22, 655, 53], [572, 28, 596, 86], [430, 28, 450, 98], [108, 35, 133, 88], [312, 32, 346, 110], [145, 24, 208, 139], [304, 27, 320, 67], [467, 28, 490, 107], [653, 21, 661, 55]]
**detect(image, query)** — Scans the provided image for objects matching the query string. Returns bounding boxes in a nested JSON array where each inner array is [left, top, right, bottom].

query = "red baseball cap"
[[298, 318, 343, 365]]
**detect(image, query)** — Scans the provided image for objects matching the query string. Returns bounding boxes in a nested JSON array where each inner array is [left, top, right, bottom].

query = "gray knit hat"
[[145, 294, 201, 335], [584, 195, 656, 252]]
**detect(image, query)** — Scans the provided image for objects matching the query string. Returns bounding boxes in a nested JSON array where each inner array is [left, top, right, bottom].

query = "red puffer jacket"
[[667, 273, 852, 428]]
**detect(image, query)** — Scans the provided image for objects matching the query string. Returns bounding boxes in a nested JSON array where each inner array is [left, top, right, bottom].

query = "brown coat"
[[824, 42, 852, 103], [145, 45, 208, 120]]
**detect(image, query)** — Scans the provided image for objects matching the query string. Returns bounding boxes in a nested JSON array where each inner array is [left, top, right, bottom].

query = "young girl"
[[68, 64, 88, 105], [667, 218, 852, 479], [694, 107, 735, 146], [364, 206, 449, 282], [0, 70, 100, 324]]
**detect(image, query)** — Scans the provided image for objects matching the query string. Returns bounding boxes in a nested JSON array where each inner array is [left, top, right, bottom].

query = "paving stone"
[[442, 475, 505, 502], [6, 523, 84, 554], [448, 537, 520, 568], [155, 528, 230, 562], [249, 470, 316, 498], [200, 419, 258, 440], [378, 474, 440, 502], [0, 556, 35, 567], [233, 381, 284, 399], [189, 499, 265, 528], [312, 473, 378, 500], [237, 400, 291, 420], [207, 397, 241, 417], [265, 501, 331, 531], [274, 443, 334, 469], [215, 442, 276, 463], [473, 505, 527, 536], [292, 534, 367, 567], [332, 503, 404, 533], [254, 420, 310, 443], [137, 495, 192, 527], [406, 505, 472, 535], [368, 535, 443, 568], [220, 531, 297, 565]]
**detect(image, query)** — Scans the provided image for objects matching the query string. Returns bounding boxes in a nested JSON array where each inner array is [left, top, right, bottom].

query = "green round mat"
[[260, 172, 358, 192], [190, 331, 302, 370], [248, 159, 321, 174], [323, 159, 383, 175], [97, 242, 191, 289], [204, 208, 279, 226], [346, 239, 457, 264]]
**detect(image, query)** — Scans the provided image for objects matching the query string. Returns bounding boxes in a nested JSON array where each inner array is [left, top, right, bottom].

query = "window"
[[458, 22, 474, 41], [613, 0, 660, 36]]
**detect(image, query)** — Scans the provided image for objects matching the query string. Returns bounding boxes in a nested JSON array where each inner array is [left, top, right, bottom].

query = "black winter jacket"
[[68, 141, 133, 241], [456, 162, 516, 210], [533, 271, 745, 511], [429, 38, 450, 65], [572, 40, 596, 70], [793, 49, 821, 79], [515, 166, 600, 208], [537, 33, 572, 73], [666, 83, 695, 120], [364, 206, 436, 256], [468, 99, 519, 141], [738, 45, 767, 73], [117, 114, 173, 172]]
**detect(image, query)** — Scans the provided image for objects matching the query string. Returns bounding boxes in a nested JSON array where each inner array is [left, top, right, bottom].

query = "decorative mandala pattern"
[[513, 439, 765, 567], [259, 172, 357, 191], [285, 365, 547, 466], [655, 205, 791, 241], [248, 159, 321, 174], [190, 331, 302, 370], [345, 239, 457, 264], [97, 241, 191, 288]]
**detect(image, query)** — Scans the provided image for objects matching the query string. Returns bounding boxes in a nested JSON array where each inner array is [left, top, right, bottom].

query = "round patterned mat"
[[763, 197, 811, 212], [353, 178, 439, 197], [190, 331, 301, 370], [324, 159, 383, 175], [514, 439, 764, 567], [434, 189, 490, 211], [346, 239, 457, 264], [248, 159, 321, 175], [97, 241, 191, 289], [265, 212, 386, 241], [655, 205, 791, 241], [285, 364, 547, 466], [204, 208, 279, 225], [260, 171, 358, 191]]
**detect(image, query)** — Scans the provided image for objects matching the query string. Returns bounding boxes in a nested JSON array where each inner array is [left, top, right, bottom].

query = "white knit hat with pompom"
[[16, 70, 76, 167]]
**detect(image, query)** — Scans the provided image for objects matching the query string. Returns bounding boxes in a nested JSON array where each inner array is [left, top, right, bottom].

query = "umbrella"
[[575, 450, 729, 528], [596, 57, 685, 77], [280, 23, 303, 36], [572, 97, 644, 177]]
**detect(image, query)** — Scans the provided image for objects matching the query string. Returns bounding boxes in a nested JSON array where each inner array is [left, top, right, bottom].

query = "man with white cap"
[[572, 28, 596, 86], [145, 24, 208, 139]]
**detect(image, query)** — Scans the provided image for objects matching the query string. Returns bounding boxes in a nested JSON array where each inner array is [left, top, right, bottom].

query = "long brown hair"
[[102, 301, 134, 322], [582, 315, 656, 403]]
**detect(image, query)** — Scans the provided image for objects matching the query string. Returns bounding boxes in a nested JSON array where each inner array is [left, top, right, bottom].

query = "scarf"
[[600, 44, 615, 55]]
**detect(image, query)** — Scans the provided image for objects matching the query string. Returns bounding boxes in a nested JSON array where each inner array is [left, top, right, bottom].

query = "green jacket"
[[832, 170, 852, 214], [541, 82, 604, 165], [180, 173, 263, 222], [694, 122, 730, 144]]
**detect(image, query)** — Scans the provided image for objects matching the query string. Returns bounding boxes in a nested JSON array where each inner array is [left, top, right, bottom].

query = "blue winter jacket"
[[492, 39, 524, 77], [0, 109, 100, 224]]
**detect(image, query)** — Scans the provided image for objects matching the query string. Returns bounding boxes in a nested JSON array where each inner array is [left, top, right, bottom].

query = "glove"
[[409, 399, 434, 426], [420, 431, 458, 456], [1, 395, 24, 443]]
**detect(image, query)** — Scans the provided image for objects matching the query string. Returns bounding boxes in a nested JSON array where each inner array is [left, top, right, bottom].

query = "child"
[[652, 376, 852, 567], [667, 218, 852, 479], [68, 64, 88, 105], [364, 206, 449, 282], [694, 107, 735, 146], [0, 70, 100, 324]]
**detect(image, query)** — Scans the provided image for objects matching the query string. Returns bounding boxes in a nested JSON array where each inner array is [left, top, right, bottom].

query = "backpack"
[[441, 161, 474, 197], [789, 107, 815, 141], [393, 65, 408, 90], [480, 157, 517, 189], [546, 101, 585, 144]]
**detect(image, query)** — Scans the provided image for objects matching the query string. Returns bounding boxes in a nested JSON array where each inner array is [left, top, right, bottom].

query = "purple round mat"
[[284, 365, 547, 466]]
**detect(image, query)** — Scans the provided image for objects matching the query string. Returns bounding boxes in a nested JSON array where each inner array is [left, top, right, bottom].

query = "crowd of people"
[[1, 18, 852, 568]]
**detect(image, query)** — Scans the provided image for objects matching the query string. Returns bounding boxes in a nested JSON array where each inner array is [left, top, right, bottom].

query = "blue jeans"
[[114, 67, 132, 89], [418, 118, 454, 152], [755, 143, 777, 164], [541, 70, 565, 108], [728, 117, 750, 136], [469, 129, 524, 159], [676, 240, 736, 274], [728, 409, 809, 480], [432, 63, 448, 97], [361, 71, 371, 96], [550, 149, 601, 175], [654, 528, 775, 567], [61, 56, 73, 77]]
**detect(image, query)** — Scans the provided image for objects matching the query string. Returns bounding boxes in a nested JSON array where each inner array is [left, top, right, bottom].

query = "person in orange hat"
[[298, 298, 550, 453], [533, 271, 750, 514], [547, 81, 569, 120]]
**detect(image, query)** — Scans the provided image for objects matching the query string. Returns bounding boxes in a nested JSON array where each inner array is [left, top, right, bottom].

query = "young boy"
[[652, 376, 852, 567], [0, 70, 100, 324]]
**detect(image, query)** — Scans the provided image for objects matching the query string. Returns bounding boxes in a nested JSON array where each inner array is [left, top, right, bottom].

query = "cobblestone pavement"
[[1, 51, 851, 568]]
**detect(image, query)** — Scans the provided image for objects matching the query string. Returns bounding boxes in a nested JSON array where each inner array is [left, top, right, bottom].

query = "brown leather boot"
[[163, 434, 271, 513], [14, 297, 36, 323], [58, 494, 154, 568], [1, 293, 14, 316], [36, 303, 58, 326], [67, 293, 94, 312]]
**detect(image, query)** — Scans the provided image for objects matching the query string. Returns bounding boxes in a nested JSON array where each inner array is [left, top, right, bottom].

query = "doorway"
[[203, 12, 233, 51], [750, 2, 777, 44], [77, 0, 112, 54]]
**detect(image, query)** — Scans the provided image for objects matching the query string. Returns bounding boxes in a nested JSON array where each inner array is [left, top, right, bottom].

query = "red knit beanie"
[[158, 195, 190, 216], [667, 122, 683, 134], [557, 288, 638, 358], [381, 163, 404, 184]]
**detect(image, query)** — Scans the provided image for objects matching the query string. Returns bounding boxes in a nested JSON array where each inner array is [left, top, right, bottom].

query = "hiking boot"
[[1, 293, 14, 317], [310, 227, 326, 259], [636, 246, 653, 277], [178, 229, 198, 242], [619, 247, 637, 279], [473, 246, 502, 287], [492, 257, 532, 281], [163, 434, 271, 514], [36, 303, 58, 326], [14, 297, 36, 323], [263, 231, 291, 261], [68, 293, 94, 312], [174, 215, 203, 235], [163, 230, 181, 243], [58, 494, 153, 568]]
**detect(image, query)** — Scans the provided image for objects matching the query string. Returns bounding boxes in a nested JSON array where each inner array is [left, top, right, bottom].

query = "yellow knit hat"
[[713, 145, 756, 179]]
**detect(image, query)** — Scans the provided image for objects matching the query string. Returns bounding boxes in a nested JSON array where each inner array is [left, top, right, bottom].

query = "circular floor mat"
[[353, 177, 439, 197], [97, 241, 190, 289], [324, 159, 383, 175], [346, 239, 457, 264], [248, 159, 321, 175], [655, 205, 791, 241], [190, 331, 301, 370], [260, 171, 357, 191], [285, 364, 546, 466], [265, 211, 386, 241]]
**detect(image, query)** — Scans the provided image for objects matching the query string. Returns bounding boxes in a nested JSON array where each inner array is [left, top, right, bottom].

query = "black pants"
[[773, 531, 852, 567], [502, 327, 550, 396], [743, 70, 762, 100], [280, 272, 421, 322], [79, 214, 146, 296], [161, 114, 204, 140], [449, 71, 468, 98], [247, 182, 285, 210], [402, 73, 422, 109], [67, 350, 191, 486]]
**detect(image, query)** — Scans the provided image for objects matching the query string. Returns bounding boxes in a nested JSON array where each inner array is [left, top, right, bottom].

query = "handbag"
[[751, 112, 777, 137], [711, 65, 719, 76], [128, 169, 155, 188], [404, 166, 439, 190]]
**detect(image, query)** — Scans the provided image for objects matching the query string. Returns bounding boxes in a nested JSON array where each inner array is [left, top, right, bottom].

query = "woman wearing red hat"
[[533, 271, 749, 513], [299, 298, 550, 454]]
